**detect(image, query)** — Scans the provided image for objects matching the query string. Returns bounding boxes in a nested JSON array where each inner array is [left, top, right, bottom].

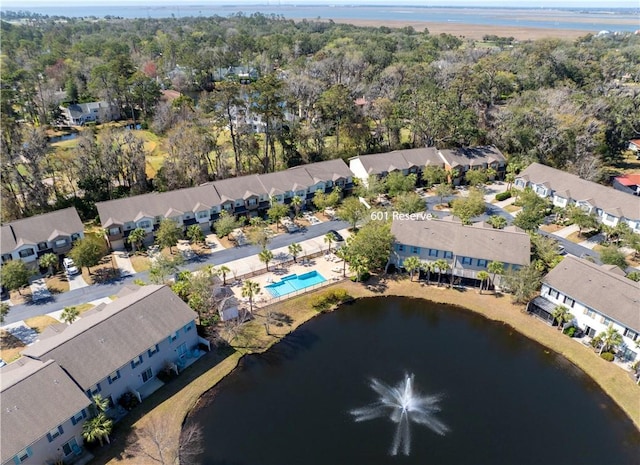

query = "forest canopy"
[[1, 13, 639, 221]]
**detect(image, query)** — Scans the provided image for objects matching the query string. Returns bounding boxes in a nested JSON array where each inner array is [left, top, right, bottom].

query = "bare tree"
[[126, 415, 203, 465]]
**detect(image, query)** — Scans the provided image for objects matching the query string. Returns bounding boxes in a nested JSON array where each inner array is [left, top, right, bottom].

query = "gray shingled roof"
[[517, 163, 640, 220], [96, 185, 221, 227], [295, 158, 354, 182], [543, 255, 640, 330], [353, 147, 442, 175], [258, 169, 314, 196], [22, 285, 197, 389], [1, 207, 84, 255], [1, 359, 91, 463], [438, 145, 506, 168], [213, 174, 264, 202], [391, 218, 531, 266]]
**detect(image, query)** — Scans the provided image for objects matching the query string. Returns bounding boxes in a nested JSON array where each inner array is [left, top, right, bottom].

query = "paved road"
[[1, 196, 609, 326], [1, 220, 349, 326]]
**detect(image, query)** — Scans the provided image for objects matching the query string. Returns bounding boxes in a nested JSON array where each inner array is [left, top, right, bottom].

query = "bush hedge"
[[311, 288, 352, 311], [562, 326, 576, 337], [600, 352, 615, 362], [495, 191, 512, 201]]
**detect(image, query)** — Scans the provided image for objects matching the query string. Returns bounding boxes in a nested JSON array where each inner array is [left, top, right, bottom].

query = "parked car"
[[557, 245, 566, 255], [63, 257, 79, 275], [327, 229, 345, 242]]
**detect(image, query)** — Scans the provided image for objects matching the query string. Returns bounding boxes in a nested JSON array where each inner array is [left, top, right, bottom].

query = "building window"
[[130, 355, 143, 369], [138, 220, 152, 229], [411, 246, 419, 254], [37, 242, 49, 251], [18, 249, 35, 258], [184, 322, 194, 332], [428, 249, 438, 257], [55, 239, 67, 247], [14, 447, 32, 463], [444, 251, 453, 259], [47, 425, 64, 442], [70, 409, 87, 425], [107, 370, 121, 384], [71, 233, 81, 241], [169, 331, 179, 343], [197, 211, 208, 219], [563, 296, 575, 307], [397, 244, 405, 252], [1, 254, 11, 262], [461, 257, 472, 265], [601, 317, 612, 326], [62, 438, 79, 457], [148, 344, 159, 357], [87, 384, 101, 397], [141, 367, 154, 383], [477, 259, 488, 268], [624, 328, 638, 340], [584, 308, 595, 319]]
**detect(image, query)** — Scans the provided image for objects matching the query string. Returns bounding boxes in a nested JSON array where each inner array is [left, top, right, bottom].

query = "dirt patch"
[[129, 253, 151, 273], [539, 224, 565, 233], [9, 288, 31, 305], [217, 236, 236, 249], [0, 330, 25, 363], [83, 255, 121, 284], [24, 315, 59, 333], [45, 271, 70, 294]]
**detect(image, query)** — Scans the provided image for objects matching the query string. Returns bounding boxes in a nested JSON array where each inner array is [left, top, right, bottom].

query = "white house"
[[349, 147, 442, 187], [528, 256, 640, 363], [0, 208, 84, 268], [60, 101, 120, 126], [390, 217, 530, 286], [515, 162, 640, 233], [1, 359, 92, 465]]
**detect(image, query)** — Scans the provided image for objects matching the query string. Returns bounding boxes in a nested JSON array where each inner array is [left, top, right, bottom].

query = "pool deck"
[[225, 230, 352, 308]]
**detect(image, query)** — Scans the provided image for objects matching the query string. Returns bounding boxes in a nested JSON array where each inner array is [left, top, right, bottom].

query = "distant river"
[[3, 5, 639, 33]]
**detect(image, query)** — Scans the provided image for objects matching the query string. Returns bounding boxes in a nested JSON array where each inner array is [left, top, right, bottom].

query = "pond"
[[186, 296, 640, 465]]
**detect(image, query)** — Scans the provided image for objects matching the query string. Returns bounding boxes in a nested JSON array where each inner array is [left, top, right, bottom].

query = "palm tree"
[[403, 256, 422, 282], [598, 326, 623, 355], [324, 232, 337, 253], [477, 271, 490, 294], [288, 243, 302, 263], [82, 413, 112, 447], [487, 261, 504, 294], [127, 227, 146, 253], [487, 215, 507, 229], [242, 280, 260, 313], [434, 259, 450, 287], [335, 246, 350, 278], [217, 265, 231, 286], [422, 261, 434, 285], [61, 306, 80, 324], [186, 224, 205, 244], [258, 248, 274, 271], [551, 305, 573, 331], [349, 255, 370, 282], [291, 195, 303, 218], [39, 253, 58, 276]]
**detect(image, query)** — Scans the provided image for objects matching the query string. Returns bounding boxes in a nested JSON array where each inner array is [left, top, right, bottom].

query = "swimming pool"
[[265, 271, 327, 298]]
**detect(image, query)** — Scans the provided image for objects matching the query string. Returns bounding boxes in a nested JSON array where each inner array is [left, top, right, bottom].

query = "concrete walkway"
[[578, 232, 605, 250], [112, 250, 136, 276], [68, 272, 90, 291], [552, 224, 580, 239], [3, 321, 39, 345], [29, 277, 52, 301]]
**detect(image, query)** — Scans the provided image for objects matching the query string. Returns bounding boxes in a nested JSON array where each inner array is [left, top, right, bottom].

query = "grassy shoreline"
[[100, 277, 639, 464]]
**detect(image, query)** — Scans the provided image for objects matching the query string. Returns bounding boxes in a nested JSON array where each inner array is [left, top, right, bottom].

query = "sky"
[[2, 0, 638, 9]]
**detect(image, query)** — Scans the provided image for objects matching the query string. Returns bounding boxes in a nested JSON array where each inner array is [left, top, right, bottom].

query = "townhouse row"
[[0, 285, 205, 465], [389, 217, 531, 285], [96, 158, 354, 249], [529, 255, 639, 363], [515, 162, 640, 233], [348, 145, 507, 186]]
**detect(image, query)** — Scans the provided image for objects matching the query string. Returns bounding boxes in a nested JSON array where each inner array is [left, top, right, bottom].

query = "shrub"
[[495, 191, 512, 201], [311, 288, 352, 311], [600, 352, 614, 362], [563, 326, 576, 337], [117, 391, 141, 411]]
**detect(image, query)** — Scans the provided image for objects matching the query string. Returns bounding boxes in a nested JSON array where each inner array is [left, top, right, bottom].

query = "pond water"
[[186, 296, 640, 465]]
